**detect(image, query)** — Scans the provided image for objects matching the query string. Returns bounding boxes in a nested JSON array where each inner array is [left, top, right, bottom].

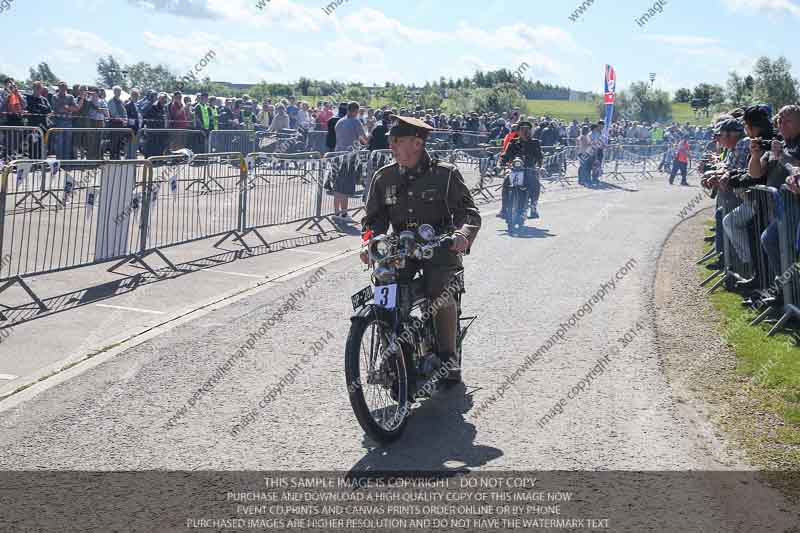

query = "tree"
[[602, 81, 672, 123], [28, 62, 59, 85], [752, 56, 799, 111], [418, 90, 443, 110], [474, 84, 526, 114], [126, 62, 180, 93], [96, 56, 126, 89], [673, 88, 691, 103], [726, 72, 753, 108], [297, 77, 311, 96], [692, 83, 725, 105]]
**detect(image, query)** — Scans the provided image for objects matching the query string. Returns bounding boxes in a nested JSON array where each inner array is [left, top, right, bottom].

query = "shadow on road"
[[498, 226, 557, 239], [0, 231, 345, 329], [346, 384, 503, 474]]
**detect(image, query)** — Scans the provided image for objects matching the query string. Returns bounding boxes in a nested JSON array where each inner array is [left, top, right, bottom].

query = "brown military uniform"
[[361, 150, 481, 356]]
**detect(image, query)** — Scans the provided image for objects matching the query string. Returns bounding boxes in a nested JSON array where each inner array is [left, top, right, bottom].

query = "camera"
[[754, 138, 784, 151]]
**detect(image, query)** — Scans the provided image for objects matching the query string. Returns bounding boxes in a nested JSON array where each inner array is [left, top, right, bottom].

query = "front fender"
[[350, 304, 377, 323]]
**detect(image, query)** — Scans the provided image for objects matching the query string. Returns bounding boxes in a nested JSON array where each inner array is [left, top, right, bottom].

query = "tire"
[[345, 312, 410, 442]]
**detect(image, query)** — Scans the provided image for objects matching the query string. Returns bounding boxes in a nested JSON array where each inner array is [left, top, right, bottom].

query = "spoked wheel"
[[345, 314, 410, 442]]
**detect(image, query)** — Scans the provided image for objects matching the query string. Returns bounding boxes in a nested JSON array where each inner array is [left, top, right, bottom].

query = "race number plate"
[[351, 285, 373, 311], [510, 170, 525, 187], [373, 284, 398, 309]]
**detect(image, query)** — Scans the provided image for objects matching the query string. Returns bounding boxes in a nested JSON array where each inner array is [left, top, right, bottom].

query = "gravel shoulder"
[[654, 206, 800, 505]]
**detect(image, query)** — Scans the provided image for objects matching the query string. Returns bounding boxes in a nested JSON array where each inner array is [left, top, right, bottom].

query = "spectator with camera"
[[752, 105, 800, 290], [1, 78, 26, 127], [701, 118, 750, 270], [718, 106, 774, 283]]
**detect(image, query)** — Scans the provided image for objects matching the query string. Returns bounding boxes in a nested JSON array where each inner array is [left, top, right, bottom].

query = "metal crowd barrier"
[[139, 128, 208, 157], [0, 159, 150, 317], [769, 187, 800, 333], [144, 152, 244, 256], [209, 130, 258, 155], [703, 184, 800, 337], [45, 128, 135, 161], [240, 153, 324, 243], [0, 144, 676, 320], [0, 126, 45, 163]]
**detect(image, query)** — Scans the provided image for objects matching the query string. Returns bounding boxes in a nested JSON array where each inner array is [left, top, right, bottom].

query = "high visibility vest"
[[242, 109, 253, 127], [211, 107, 219, 130], [197, 104, 210, 130]]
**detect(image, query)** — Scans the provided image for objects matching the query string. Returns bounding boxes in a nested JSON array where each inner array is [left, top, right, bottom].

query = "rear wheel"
[[345, 313, 410, 442]]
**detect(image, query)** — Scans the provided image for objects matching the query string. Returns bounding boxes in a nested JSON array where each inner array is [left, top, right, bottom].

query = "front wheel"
[[345, 311, 410, 442]]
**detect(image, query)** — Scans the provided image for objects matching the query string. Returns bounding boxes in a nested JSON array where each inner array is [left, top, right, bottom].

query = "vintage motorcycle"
[[346, 225, 477, 442], [503, 157, 529, 235]]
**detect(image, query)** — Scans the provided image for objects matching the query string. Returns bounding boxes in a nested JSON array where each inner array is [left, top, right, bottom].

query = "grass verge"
[[698, 220, 800, 496]]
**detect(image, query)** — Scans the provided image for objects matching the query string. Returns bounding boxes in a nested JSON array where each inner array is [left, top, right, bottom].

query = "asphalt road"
[[1, 177, 797, 530]]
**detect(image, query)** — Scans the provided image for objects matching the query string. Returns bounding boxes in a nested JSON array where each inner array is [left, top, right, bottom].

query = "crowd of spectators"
[[0, 77, 716, 162], [700, 104, 800, 310]]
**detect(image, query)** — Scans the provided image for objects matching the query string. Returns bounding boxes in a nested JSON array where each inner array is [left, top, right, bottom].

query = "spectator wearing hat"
[[702, 118, 749, 270], [719, 107, 775, 284]]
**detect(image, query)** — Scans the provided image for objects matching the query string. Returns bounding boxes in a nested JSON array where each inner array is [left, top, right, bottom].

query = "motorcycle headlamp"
[[512, 158, 524, 169], [418, 224, 436, 242], [368, 235, 390, 262], [399, 231, 417, 255]]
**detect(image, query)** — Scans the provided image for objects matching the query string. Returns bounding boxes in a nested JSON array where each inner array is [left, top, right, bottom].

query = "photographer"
[[719, 106, 774, 281], [757, 105, 800, 286], [701, 118, 749, 270]]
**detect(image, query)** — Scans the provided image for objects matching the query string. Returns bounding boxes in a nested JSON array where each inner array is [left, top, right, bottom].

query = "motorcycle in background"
[[504, 157, 529, 235]]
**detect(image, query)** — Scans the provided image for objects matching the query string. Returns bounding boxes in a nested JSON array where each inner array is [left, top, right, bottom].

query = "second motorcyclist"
[[499, 120, 544, 219]]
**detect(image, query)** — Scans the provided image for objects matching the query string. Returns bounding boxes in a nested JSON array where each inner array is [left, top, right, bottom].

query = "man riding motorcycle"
[[360, 116, 482, 383], [499, 121, 544, 219]]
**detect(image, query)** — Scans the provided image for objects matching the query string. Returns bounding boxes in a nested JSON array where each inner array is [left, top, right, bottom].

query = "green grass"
[[368, 97, 710, 125], [699, 220, 800, 454]]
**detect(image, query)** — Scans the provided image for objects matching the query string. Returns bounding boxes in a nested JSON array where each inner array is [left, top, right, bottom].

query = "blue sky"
[[1, 0, 798, 93]]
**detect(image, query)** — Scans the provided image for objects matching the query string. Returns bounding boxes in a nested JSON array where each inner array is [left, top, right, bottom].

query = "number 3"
[[379, 287, 389, 306]]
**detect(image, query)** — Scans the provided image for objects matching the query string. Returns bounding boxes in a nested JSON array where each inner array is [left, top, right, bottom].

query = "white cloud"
[[38, 28, 128, 71], [339, 8, 447, 48], [141, 32, 286, 81], [455, 22, 588, 55], [723, 0, 800, 17], [125, 0, 216, 18], [639, 34, 721, 46], [127, 0, 326, 31]]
